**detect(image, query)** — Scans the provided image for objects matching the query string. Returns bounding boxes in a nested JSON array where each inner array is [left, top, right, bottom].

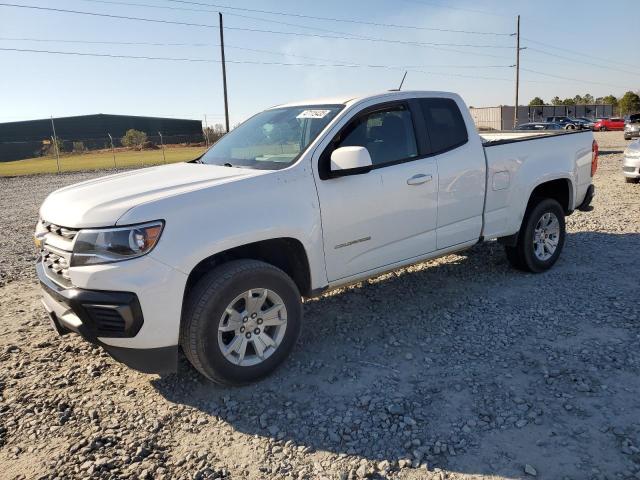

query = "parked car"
[[594, 117, 625, 131], [624, 114, 640, 140], [516, 122, 563, 131], [545, 116, 579, 130], [573, 118, 595, 130], [623, 139, 640, 183], [35, 91, 598, 384]]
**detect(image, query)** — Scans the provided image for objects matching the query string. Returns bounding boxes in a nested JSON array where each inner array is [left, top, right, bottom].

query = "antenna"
[[398, 71, 407, 91], [389, 71, 408, 92]]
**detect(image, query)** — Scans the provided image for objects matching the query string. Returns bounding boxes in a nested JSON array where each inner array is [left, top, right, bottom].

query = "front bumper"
[[37, 261, 178, 374], [624, 129, 640, 139]]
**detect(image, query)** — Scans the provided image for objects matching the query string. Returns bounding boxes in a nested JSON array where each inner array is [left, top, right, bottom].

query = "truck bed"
[[479, 129, 594, 242], [480, 129, 590, 147]]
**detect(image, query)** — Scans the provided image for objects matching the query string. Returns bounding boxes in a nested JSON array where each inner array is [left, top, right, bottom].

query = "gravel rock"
[[0, 132, 639, 479]]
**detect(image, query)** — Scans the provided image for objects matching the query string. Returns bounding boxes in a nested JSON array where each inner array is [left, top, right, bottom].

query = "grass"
[[0, 146, 208, 177]]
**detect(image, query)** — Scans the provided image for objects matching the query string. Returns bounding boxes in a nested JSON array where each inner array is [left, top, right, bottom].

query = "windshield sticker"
[[296, 109, 331, 119]]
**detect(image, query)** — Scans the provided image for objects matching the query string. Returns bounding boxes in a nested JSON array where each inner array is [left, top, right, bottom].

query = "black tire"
[[600, 126, 607, 132], [504, 198, 566, 273], [181, 259, 302, 385], [625, 177, 639, 184]]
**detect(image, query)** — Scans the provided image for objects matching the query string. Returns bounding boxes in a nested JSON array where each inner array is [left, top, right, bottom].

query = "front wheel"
[[505, 198, 566, 273], [181, 260, 302, 385]]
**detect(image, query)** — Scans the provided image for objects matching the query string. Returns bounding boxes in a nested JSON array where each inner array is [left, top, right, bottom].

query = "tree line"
[[528, 91, 640, 115]]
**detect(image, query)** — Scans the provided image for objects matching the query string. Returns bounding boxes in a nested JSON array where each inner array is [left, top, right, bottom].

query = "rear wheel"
[[505, 198, 566, 273], [181, 259, 302, 385]]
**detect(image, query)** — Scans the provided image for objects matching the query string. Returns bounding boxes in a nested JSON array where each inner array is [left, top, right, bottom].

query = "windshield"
[[199, 104, 344, 170]]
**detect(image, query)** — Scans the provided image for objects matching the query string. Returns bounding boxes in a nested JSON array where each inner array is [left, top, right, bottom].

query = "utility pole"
[[203, 114, 209, 147], [50, 116, 60, 173], [158, 131, 166, 164], [219, 12, 230, 133], [513, 14, 521, 129], [107, 133, 117, 170]]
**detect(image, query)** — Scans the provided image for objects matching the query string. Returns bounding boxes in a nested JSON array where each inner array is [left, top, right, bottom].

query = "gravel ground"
[[0, 132, 639, 480]]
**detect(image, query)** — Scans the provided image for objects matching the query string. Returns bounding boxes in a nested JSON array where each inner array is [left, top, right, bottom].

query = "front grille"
[[40, 220, 78, 241], [38, 219, 78, 288], [41, 249, 70, 281], [623, 166, 637, 173]]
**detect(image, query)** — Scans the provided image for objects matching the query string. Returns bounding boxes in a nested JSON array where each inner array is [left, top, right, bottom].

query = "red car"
[[594, 117, 625, 131]]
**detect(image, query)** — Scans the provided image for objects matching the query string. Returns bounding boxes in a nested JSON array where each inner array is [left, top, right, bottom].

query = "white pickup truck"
[[36, 91, 597, 384]]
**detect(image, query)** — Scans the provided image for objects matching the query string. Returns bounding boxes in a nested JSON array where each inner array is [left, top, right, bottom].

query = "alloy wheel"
[[217, 289, 287, 366], [533, 212, 560, 261]]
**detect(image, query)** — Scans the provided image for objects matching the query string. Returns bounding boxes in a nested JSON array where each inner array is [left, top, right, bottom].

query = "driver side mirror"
[[330, 146, 373, 177]]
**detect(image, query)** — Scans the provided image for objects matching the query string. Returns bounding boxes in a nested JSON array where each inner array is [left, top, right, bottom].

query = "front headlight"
[[70, 221, 164, 267]]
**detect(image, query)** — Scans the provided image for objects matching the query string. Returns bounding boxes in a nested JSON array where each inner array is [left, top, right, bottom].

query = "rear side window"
[[418, 98, 468, 154], [336, 105, 418, 167]]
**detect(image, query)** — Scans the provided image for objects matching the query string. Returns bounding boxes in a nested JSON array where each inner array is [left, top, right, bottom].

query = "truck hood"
[[40, 162, 263, 227]]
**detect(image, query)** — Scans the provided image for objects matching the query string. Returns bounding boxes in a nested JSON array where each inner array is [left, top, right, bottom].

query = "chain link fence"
[[0, 133, 209, 176]]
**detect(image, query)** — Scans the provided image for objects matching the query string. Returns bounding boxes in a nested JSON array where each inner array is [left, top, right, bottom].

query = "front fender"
[[118, 167, 328, 290]]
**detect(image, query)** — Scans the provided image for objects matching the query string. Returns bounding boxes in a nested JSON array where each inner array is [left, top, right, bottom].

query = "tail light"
[[591, 140, 598, 176]]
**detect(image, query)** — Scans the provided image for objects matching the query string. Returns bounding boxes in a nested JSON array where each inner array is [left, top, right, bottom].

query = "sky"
[[0, 0, 638, 126]]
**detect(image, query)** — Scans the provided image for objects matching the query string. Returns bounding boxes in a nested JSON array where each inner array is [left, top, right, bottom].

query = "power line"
[[0, 46, 512, 72], [74, 0, 516, 55], [0, 47, 524, 84], [0, 3, 217, 27], [3, 46, 621, 88], [394, 0, 510, 18], [0, 47, 216, 63], [223, 26, 514, 50], [0, 3, 513, 59], [162, 0, 513, 35], [520, 67, 634, 90], [0, 3, 514, 50], [0, 36, 513, 69], [75, 0, 400, 40], [4, 0, 514, 37], [523, 46, 640, 77], [213, 44, 511, 69], [78, 0, 503, 43], [0, 36, 211, 47], [522, 37, 638, 70]]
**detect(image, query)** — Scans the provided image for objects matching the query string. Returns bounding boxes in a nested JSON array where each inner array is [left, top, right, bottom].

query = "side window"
[[336, 106, 418, 167], [419, 98, 468, 154]]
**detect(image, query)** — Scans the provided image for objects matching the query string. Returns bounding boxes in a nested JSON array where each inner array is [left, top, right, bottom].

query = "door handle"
[[407, 174, 432, 185]]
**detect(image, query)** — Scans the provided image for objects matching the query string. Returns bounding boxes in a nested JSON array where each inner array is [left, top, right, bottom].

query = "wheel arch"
[[527, 177, 574, 214], [183, 237, 313, 306], [499, 177, 573, 247]]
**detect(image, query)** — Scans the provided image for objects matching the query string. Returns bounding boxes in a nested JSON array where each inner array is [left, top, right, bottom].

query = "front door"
[[313, 102, 439, 282]]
